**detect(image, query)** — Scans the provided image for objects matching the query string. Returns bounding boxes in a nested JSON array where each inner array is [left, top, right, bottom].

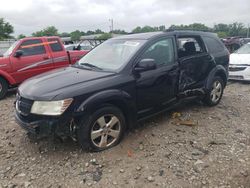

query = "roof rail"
[[165, 28, 213, 32]]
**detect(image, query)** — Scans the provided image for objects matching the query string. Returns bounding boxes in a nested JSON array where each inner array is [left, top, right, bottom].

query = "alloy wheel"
[[210, 80, 222, 103], [91, 114, 121, 148]]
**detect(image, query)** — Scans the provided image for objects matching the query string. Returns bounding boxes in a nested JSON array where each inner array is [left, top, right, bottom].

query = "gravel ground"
[[0, 82, 250, 188]]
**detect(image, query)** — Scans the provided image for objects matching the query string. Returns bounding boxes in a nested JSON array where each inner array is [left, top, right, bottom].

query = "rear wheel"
[[0, 78, 8, 100], [203, 76, 224, 106], [77, 105, 126, 151]]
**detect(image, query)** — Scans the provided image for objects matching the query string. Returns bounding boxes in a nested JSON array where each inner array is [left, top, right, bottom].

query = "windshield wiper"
[[80, 63, 103, 70]]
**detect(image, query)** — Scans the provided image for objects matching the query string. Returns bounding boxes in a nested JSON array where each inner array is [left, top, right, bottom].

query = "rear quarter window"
[[48, 38, 63, 52], [203, 36, 225, 53]]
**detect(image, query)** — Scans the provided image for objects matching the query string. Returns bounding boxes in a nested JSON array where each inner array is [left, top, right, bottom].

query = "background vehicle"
[[64, 44, 94, 51], [0, 36, 89, 99], [15, 31, 229, 151], [229, 43, 250, 81]]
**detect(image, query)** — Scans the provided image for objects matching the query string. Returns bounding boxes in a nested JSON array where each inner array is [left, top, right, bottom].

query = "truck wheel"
[[0, 78, 8, 100], [77, 105, 126, 151], [203, 76, 224, 106]]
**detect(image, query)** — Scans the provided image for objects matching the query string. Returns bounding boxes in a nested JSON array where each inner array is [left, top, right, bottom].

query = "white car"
[[229, 43, 250, 81]]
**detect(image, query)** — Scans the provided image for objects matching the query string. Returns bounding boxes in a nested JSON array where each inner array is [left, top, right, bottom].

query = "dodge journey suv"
[[15, 31, 229, 151]]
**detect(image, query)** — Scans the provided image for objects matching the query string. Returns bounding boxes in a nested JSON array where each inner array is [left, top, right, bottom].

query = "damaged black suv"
[[15, 31, 229, 151]]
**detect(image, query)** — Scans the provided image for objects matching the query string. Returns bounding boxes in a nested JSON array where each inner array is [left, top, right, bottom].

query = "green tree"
[[17, 34, 26, 39], [159, 25, 166, 31], [94, 29, 104, 34], [32, 26, 58, 37], [169, 23, 211, 31], [86, 30, 95, 35], [60, 32, 70, 37], [112, 29, 127, 34], [228, 22, 246, 36], [70, 30, 82, 41], [132, 26, 142, 33], [132, 25, 158, 33], [214, 23, 229, 32], [96, 33, 112, 40], [0, 18, 14, 39]]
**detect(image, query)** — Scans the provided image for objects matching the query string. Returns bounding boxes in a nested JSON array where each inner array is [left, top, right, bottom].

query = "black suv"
[[15, 31, 229, 151]]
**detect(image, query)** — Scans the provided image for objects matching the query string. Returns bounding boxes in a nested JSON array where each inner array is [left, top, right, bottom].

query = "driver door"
[[10, 38, 53, 84], [135, 37, 179, 118]]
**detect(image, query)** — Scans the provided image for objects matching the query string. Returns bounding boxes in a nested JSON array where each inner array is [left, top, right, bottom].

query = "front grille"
[[228, 75, 244, 80], [16, 94, 33, 116], [229, 66, 246, 72]]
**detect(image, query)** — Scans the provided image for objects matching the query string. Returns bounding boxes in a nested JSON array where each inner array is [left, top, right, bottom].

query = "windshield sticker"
[[124, 41, 140, 46]]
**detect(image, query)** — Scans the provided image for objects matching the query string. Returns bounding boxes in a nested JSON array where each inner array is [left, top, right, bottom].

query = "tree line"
[[0, 17, 249, 41]]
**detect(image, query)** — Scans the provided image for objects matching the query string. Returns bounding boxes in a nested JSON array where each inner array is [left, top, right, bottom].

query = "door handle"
[[43, 56, 50, 60]]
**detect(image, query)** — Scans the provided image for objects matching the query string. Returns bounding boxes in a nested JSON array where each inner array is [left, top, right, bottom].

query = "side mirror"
[[134, 59, 157, 72], [14, 50, 23, 58]]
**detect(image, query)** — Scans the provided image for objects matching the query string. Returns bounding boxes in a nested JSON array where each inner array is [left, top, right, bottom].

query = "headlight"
[[31, 98, 73, 116]]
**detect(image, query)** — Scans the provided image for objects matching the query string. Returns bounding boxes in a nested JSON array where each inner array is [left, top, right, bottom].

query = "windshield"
[[3, 41, 19, 57], [235, 43, 250, 54], [77, 39, 145, 71]]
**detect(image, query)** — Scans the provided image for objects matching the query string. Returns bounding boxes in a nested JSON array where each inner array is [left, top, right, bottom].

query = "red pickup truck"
[[0, 36, 88, 99]]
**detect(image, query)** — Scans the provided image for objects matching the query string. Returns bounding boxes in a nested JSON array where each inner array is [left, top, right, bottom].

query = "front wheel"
[[203, 76, 224, 106], [77, 105, 126, 151], [0, 78, 8, 100]]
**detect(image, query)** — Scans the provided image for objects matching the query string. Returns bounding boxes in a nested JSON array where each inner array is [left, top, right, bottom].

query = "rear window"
[[48, 38, 63, 52], [203, 36, 225, 53]]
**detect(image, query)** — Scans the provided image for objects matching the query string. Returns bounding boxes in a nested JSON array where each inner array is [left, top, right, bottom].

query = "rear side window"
[[48, 38, 63, 52], [203, 36, 225, 53], [177, 36, 205, 58], [19, 39, 46, 56]]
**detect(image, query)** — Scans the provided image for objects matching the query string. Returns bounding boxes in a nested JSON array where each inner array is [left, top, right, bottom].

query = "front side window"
[[141, 38, 174, 66], [77, 39, 145, 71], [18, 39, 46, 56]]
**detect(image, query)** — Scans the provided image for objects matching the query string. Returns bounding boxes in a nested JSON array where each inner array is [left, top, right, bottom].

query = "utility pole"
[[109, 19, 114, 33], [247, 24, 250, 38]]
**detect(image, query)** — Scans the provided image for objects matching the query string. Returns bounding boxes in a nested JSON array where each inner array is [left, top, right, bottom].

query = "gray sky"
[[0, 0, 249, 36]]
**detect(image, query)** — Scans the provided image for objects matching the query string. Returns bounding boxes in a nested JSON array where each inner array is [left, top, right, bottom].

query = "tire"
[[203, 76, 224, 106], [0, 77, 8, 100], [77, 105, 126, 152]]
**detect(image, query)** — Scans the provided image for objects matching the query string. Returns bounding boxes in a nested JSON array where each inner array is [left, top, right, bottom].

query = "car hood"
[[18, 66, 116, 101], [230, 53, 250, 65]]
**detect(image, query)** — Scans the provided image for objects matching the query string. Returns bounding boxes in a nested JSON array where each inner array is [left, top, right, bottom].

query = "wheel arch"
[[75, 89, 137, 129], [0, 70, 16, 86], [205, 65, 228, 90]]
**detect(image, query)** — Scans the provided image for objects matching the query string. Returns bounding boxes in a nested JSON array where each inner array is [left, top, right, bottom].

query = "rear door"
[[135, 37, 179, 118], [47, 38, 69, 68], [177, 35, 215, 91], [10, 38, 54, 83]]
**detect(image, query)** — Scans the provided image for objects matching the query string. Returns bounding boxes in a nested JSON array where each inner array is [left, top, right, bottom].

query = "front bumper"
[[15, 110, 60, 136], [229, 65, 250, 81]]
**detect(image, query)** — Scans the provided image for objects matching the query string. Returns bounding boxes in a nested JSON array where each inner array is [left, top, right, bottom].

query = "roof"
[[113, 30, 217, 40]]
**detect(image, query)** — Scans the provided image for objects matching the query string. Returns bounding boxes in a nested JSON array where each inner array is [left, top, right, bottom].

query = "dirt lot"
[[0, 82, 250, 188]]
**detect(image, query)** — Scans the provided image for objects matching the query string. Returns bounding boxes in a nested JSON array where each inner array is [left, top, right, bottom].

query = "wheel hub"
[[210, 80, 222, 103], [91, 114, 121, 148]]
